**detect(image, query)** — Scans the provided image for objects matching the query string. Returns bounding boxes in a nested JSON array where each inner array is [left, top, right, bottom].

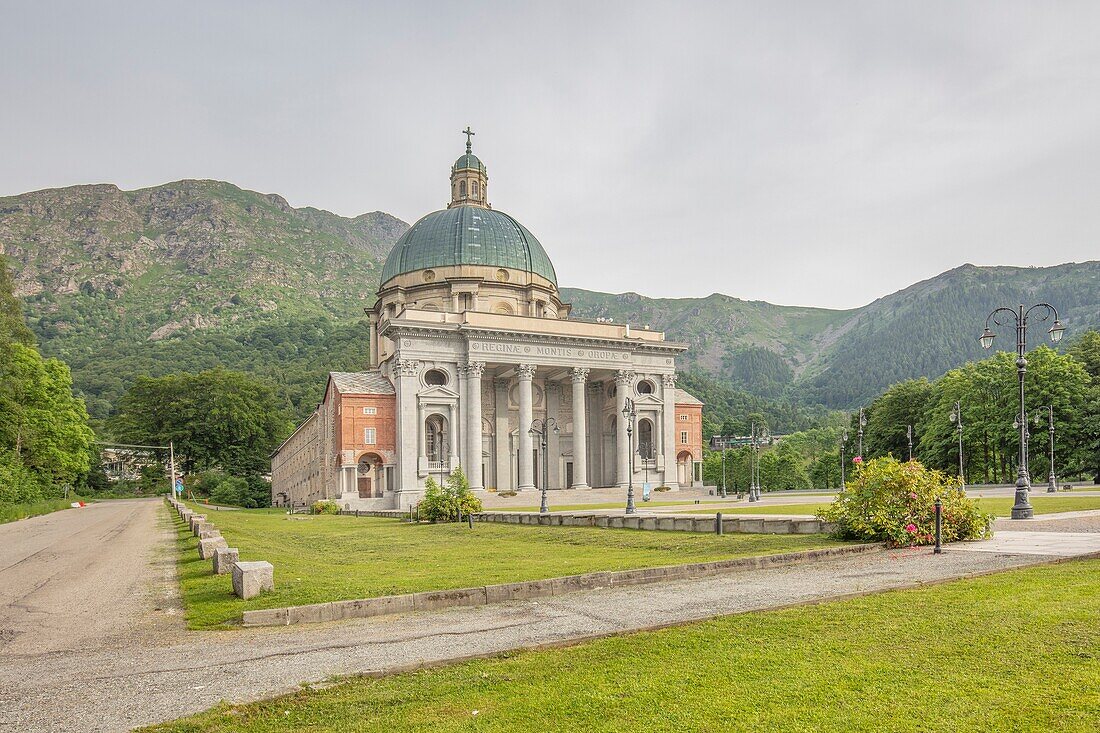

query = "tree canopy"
[[111, 368, 293, 476]]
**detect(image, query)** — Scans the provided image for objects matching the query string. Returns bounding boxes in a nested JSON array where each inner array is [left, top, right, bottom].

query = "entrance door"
[[565, 461, 573, 488], [358, 476, 372, 498]]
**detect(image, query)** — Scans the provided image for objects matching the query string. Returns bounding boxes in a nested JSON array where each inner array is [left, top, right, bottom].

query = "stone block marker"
[[188, 515, 207, 532], [198, 529, 221, 540], [192, 521, 214, 537], [232, 561, 275, 600], [198, 536, 228, 560], [212, 547, 239, 575]]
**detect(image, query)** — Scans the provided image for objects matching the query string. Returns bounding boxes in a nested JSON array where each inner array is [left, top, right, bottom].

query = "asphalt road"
[[1, 500, 1098, 733]]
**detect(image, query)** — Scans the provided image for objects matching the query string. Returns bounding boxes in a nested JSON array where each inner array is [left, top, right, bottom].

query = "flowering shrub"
[[311, 500, 340, 515], [419, 466, 483, 522], [818, 457, 994, 547]]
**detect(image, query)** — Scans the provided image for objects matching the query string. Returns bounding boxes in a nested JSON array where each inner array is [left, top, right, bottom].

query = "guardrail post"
[[716, 512, 723, 536]]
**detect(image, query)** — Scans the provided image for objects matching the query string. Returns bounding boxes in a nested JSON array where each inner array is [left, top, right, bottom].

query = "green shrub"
[[311, 500, 340, 515], [419, 466, 483, 522], [819, 456, 994, 546], [654, 485, 671, 492]]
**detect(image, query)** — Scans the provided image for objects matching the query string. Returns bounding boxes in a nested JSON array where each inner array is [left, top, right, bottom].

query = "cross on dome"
[[462, 126, 475, 153]]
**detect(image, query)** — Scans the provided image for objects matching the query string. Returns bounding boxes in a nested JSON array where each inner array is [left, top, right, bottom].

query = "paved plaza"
[[1, 498, 1098, 732]]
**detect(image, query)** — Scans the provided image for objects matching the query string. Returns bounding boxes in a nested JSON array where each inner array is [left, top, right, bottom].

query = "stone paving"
[[1, 502, 1098, 732]]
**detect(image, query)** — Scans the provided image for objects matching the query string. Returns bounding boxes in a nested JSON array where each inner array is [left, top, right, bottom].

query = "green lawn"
[[173, 503, 844, 629], [144, 557, 1100, 732], [0, 496, 84, 524], [683, 494, 1100, 517]]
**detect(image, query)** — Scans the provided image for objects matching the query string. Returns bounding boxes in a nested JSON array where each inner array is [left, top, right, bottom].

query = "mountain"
[[3, 179, 1099, 424]]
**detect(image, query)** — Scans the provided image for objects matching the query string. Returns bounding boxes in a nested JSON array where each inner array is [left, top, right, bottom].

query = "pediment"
[[634, 393, 664, 407], [418, 385, 461, 400]]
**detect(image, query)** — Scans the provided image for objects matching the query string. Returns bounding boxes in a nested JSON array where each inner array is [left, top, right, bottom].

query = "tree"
[[862, 379, 935, 461], [112, 368, 292, 476], [0, 258, 95, 503]]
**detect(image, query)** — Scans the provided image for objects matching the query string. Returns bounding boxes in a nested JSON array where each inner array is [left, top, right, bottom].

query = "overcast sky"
[[3, 1, 1099, 309]]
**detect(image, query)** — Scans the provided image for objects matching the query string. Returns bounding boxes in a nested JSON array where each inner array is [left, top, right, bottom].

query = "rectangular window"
[[680, 431, 688, 444], [679, 414, 688, 421], [364, 428, 376, 445], [363, 407, 377, 415]]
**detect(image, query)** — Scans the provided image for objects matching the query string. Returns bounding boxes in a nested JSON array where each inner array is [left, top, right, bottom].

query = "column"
[[517, 364, 536, 490], [394, 359, 420, 506], [447, 402, 460, 471], [588, 382, 603, 485], [570, 368, 590, 488], [662, 373, 680, 489], [494, 378, 510, 490], [466, 361, 485, 491], [614, 370, 634, 488], [546, 381, 561, 489]]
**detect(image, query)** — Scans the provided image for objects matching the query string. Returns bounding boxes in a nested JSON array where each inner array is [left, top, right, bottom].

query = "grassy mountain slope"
[[3, 179, 1099, 424]]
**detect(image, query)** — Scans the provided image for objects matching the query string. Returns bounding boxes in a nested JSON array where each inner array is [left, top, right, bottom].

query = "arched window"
[[424, 369, 448, 386], [638, 419, 654, 459], [425, 414, 448, 462], [459, 180, 467, 198], [636, 379, 655, 394], [472, 180, 479, 198]]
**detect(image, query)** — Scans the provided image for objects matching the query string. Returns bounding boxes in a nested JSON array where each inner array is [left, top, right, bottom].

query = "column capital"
[[615, 370, 636, 387], [570, 367, 590, 384], [395, 359, 420, 378], [662, 373, 677, 388], [517, 364, 537, 380], [464, 361, 486, 378]]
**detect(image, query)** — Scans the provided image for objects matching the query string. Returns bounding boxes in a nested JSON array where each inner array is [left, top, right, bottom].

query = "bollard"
[[716, 512, 723, 536], [458, 506, 463, 523], [934, 497, 943, 554], [355, 509, 360, 518], [468, 513, 474, 529]]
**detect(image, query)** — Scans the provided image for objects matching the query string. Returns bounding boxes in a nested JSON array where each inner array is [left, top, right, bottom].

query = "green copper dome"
[[452, 153, 486, 173], [381, 205, 557, 287]]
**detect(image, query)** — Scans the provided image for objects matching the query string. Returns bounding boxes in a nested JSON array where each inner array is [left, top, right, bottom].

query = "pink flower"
[[908, 492, 918, 500], [853, 456, 863, 464], [905, 523, 918, 533]]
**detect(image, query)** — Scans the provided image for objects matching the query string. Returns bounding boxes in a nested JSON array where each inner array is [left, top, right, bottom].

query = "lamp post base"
[[1047, 472, 1058, 493], [1010, 477, 1034, 519]]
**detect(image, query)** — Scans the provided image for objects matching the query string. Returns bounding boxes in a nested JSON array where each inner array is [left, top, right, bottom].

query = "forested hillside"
[[3, 179, 1099, 429]]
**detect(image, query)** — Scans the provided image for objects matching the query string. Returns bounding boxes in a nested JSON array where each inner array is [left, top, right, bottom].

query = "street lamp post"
[[622, 398, 637, 514], [949, 401, 964, 491], [720, 445, 727, 498], [906, 425, 913, 462], [528, 418, 560, 515], [857, 407, 867, 460], [979, 303, 1065, 519], [748, 422, 758, 503], [1033, 406, 1058, 493], [840, 431, 849, 489]]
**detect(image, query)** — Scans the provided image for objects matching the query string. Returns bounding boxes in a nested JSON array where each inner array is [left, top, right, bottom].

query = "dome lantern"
[[449, 126, 489, 209]]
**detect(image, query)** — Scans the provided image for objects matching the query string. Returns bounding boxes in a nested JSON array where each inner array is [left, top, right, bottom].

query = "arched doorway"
[[637, 418, 655, 461], [677, 450, 693, 486], [358, 453, 384, 498]]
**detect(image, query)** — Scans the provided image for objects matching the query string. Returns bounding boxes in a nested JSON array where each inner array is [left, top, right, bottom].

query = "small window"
[[472, 180, 479, 198], [636, 380, 654, 394], [459, 180, 467, 197], [364, 428, 376, 445], [424, 369, 448, 386], [680, 431, 688, 444], [679, 414, 688, 422], [363, 407, 377, 415]]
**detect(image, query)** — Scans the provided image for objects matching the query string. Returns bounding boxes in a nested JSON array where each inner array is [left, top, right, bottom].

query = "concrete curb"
[[335, 509, 834, 535], [240, 542, 884, 627]]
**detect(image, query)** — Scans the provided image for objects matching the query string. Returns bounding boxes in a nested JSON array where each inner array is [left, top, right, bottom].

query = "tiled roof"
[[330, 371, 395, 395], [675, 388, 703, 405]]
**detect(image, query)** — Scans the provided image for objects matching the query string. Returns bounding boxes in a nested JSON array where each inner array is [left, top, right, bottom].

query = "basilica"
[[271, 134, 704, 509]]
